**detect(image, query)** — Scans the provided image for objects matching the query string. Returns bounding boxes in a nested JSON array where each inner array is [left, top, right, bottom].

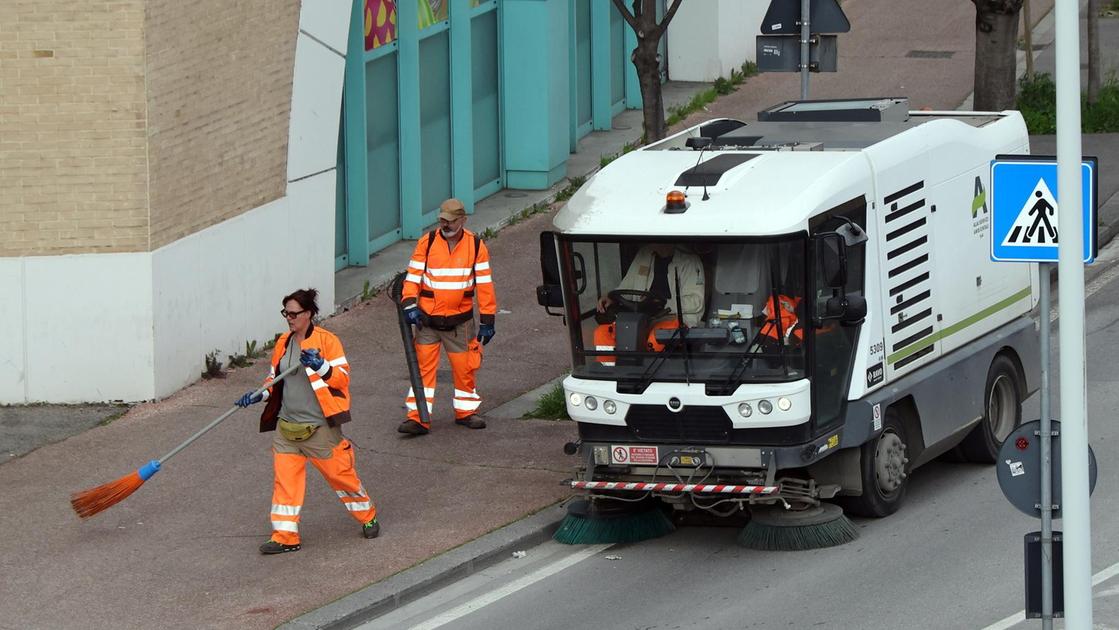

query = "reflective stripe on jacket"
[[258, 324, 352, 432], [401, 228, 497, 326], [759, 295, 802, 342]]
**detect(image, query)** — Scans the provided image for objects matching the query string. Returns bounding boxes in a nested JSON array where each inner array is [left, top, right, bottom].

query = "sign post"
[[756, 0, 849, 96], [991, 154, 1098, 628]]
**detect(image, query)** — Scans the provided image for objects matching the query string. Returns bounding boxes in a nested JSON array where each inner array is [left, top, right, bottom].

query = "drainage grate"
[[906, 50, 955, 59]]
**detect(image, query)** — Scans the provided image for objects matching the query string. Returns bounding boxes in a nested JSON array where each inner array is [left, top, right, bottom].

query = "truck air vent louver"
[[625, 405, 732, 444]]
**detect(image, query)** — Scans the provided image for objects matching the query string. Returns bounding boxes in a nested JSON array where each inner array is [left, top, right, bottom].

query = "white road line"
[[405, 544, 611, 630], [981, 560, 1119, 630], [1049, 259, 1119, 322]]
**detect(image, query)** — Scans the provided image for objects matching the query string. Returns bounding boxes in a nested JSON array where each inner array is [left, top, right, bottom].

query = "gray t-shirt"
[[278, 336, 326, 426]]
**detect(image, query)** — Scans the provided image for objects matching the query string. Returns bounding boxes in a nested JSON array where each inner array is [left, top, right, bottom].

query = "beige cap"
[[438, 198, 466, 221]]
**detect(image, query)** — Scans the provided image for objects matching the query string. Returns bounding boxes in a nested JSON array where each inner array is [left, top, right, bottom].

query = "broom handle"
[[157, 363, 303, 465]]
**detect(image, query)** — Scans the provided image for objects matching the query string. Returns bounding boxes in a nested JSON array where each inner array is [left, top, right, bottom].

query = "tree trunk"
[[633, 38, 665, 141], [1088, 0, 1100, 104], [973, 1, 1024, 111], [612, 0, 683, 143]]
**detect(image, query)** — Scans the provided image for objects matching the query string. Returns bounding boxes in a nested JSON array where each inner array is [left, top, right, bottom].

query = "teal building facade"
[[336, 0, 665, 269]]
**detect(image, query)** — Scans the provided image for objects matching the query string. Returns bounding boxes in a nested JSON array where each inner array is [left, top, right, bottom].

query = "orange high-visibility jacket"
[[759, 295, 802, 342], [258, 324, 351, 432], [402, 228, 496, 326]]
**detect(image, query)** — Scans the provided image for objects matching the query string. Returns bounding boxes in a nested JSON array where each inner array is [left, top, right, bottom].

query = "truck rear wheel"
[[842, 408, 910, 518], [959, 354, 1022, 463]]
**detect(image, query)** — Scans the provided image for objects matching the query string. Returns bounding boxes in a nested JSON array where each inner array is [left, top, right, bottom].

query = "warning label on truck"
[[611, 445, 659, 465]]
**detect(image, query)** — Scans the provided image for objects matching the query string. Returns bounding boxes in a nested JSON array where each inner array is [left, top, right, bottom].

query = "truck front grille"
[[625, 405, 732, 444]]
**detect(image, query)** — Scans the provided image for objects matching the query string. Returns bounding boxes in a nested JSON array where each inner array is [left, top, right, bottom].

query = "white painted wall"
[[2, 254, 155, 403], [667, 0, 767, 81], [150, 173, 336, 399], [0, 0, 348, 404]]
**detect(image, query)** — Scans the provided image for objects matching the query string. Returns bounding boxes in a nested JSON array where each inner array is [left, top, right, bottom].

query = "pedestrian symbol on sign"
[[1001, 178, 1059, 247]]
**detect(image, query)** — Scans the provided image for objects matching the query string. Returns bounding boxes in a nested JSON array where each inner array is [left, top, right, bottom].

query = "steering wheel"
[[608, 289, 667, 316]]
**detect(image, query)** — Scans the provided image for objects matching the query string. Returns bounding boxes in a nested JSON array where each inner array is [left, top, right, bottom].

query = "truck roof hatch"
[[674, 153, 757, 188]]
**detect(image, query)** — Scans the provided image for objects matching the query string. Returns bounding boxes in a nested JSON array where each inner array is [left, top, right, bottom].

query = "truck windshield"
[[559, 237, 808, 386]]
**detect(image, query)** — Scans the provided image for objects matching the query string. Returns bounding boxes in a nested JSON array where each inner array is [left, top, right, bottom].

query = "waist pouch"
[[278, 418, 319, 442], [423, 310, 473, 331]]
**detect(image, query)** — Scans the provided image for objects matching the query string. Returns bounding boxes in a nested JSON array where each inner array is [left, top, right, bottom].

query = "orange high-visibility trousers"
[[405, 339, 483, 427], [269, 439, 376, 545]]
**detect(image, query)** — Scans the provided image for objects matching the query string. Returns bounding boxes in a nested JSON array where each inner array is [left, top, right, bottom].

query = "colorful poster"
[[365, 0, 397, 50], [418, 0, 446, 29]]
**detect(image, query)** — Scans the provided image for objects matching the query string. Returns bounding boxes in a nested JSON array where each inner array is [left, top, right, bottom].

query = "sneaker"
[[454, 415, 487, 429], [362, 518, 380, 539], [397, 420, 430, 435], [259, 539, 301, 555]]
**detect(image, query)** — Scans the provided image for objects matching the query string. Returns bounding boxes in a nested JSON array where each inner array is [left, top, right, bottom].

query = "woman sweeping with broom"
[[235, 288, 380, 554]]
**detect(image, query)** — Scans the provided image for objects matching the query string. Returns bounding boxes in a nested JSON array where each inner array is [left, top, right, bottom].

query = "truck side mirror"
[[537, 231, 565, 316], [825, 294, 867, 326], [816, 233, 846, 288]]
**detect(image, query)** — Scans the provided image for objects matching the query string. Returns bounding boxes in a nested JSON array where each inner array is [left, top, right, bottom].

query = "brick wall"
[[0, 0, 150, 256], [0, 1, 301, 257], [145, 0, 300, 250]]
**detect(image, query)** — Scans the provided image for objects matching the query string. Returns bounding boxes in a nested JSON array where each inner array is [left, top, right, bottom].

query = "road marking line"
[[1050, 258, 1119, 322], [406, 544, 610, 630], [981, 560, 1119, 629]]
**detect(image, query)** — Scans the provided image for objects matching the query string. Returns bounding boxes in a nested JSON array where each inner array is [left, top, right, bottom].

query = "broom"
[[553, 497, 675, 545], [70, 363, 302, 518], [737, 503, 858, 551]]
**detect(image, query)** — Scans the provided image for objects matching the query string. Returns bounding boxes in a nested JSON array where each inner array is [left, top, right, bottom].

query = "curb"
[[279, 504, 568, 629]]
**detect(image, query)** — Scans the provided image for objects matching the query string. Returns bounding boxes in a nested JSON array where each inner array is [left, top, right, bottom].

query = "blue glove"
[[404, 307, 424, 329], [236, 391, 262, 408], [477, 323, 495, 346], [300, 348, 324, 371]]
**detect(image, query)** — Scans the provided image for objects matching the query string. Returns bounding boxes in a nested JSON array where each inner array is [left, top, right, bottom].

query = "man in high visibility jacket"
[[398, 198, 496, 435], [758, 294, 802, 344]]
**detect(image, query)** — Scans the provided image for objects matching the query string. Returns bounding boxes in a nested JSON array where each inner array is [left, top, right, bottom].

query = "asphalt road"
[[359, 241, 1119, 630]]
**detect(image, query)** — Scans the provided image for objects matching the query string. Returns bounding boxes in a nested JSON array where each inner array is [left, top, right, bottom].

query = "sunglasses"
[[280, 309, 307, 320]]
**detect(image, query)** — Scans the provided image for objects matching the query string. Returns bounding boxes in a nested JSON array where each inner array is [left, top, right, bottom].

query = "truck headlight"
[[603, 400, 617, 414], [777, 397, 792, 411], [738, 402, 753, 418], [584, 396, 598, 411], [758, 400, 773, 415], [569, 393, 583, 407]]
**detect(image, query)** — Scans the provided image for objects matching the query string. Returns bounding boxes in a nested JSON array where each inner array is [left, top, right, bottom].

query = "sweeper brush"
[[737, 503, 858, 551], [70, 363, 302, 518], [553, 498, 675, 545]]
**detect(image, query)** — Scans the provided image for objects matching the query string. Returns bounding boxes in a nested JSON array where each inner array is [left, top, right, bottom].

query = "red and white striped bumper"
[[570, 481, 780, 495]]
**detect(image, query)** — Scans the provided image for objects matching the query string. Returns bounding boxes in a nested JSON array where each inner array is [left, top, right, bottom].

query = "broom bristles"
[[70, 471, 146, 519]]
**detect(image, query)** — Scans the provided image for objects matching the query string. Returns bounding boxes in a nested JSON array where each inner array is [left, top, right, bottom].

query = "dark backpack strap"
[[421, 230, 437, 278]]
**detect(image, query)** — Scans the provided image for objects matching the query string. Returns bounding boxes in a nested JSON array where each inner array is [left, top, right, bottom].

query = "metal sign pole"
[[1055, 0, 1093, 623], [1039, 262, 1054, 629], [800, 0, 810, 98]]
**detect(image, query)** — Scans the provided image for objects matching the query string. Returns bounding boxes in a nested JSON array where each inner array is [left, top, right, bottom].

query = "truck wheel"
[[959, 354, 1022, 463], [842, 408, 910, 518]]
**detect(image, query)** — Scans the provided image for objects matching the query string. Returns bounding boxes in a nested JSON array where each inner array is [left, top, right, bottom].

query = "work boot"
[[259, 539, 301, 555], [397, 419, 429, 435], [454, 414, 486, 429], [362, 518, 380, 539]]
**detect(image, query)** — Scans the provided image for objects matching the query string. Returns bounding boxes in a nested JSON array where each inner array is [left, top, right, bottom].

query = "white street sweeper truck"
[[538, 98, 1039, 545]]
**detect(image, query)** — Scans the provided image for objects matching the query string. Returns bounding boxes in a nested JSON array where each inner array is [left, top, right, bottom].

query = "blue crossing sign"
[[990, 155, 1098, 263]]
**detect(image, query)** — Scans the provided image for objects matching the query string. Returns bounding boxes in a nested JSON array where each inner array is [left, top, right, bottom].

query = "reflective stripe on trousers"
[[269, 439, 377, 545]]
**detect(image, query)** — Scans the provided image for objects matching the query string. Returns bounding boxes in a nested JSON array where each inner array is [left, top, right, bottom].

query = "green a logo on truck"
[[972, 175, 989, 218]]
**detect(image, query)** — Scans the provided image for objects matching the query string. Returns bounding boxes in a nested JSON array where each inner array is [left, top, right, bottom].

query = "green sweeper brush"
[[737, 503, 858, 551], [553, 498, 675, 545]]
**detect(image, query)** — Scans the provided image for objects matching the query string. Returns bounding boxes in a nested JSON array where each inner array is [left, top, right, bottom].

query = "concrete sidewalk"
[[3, 0, 1119, 628]]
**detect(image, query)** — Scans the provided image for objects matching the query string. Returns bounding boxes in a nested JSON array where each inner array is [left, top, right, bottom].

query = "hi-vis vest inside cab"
[[760, 295, 802, 342], [402, 228, 497, 326], [258, 324, 352, 432]]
